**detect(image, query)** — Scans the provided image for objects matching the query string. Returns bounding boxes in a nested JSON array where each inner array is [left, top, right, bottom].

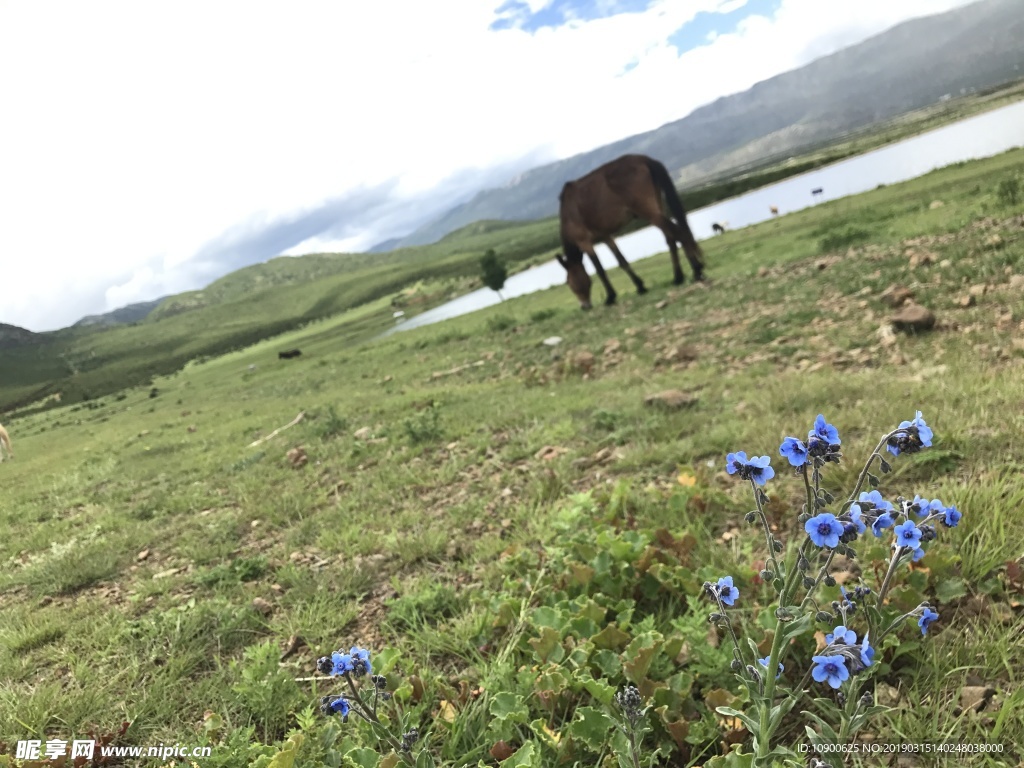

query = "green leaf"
[[715, 706, 759, 732], [592, 623, 631, 651], [528, 626, 564, 663], [768, 695, 800, 731], [344, 747, 379, 768], [579, 673, 616, 705], [500, 741, 539, 768], [935, 577, 968, 604], [780, 612, 813, 642], [415, 750, 437, 768], [373, 647, 402, 676], [567, 706, 614, 751], [591, 649, 622, 678], [490, 692, 529, 724]]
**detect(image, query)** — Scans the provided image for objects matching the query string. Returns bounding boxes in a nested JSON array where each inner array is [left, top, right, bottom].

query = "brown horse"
[[554, 154, 704, 308]]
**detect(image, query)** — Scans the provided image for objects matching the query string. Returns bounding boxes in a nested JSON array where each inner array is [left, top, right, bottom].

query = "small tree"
[[479, 249, 508, 301]]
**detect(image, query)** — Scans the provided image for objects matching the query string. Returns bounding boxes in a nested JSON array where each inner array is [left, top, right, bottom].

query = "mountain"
[[74, 297, 169, 328], [396, 0, 1024, 247], [0, 323, 41, 349]]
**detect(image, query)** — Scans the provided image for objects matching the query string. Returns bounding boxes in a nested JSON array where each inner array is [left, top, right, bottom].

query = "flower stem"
[[755, 621, 788, 760]]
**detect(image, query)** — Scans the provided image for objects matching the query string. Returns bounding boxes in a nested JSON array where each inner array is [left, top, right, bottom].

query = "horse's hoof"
[[605, 295, 617, 306], [673, 276, 685, 286], [637, 284, 648, 295]]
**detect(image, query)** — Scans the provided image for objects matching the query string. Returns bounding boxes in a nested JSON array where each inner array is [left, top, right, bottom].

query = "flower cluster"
[[706, 410, 962, 760]]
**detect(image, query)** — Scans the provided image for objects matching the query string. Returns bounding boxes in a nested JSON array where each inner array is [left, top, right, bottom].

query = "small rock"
[[541, 336, 563, 347], [984, 234, 1004, 250], [354, 427, 372, 440], [908, 250, 936, 268], [891, 303, 936, 333], [252, 597, 274, 617], [286, 446, 308, 468], [380, 375, 393, 384], [957, 294, 976, 308], [968, 284, 987, 298], [929, 200, 945, 209], [153, 567, 183, 580], [757, 266, 769, 278], [603, 338, 621, 355], [445, 441, 459, 451], [879, 285, 914, 308], [655, 300, 668, 309], [187, 425, 197, 433], [815, 259, 829, 270], [1009, 274, 1024, 290], [137, 549, 151, 562], [250, 519, 261, 528], [644, 389, 699, 410], [939, 259, 952, 268], [534, 445, 568, 461], [571, 351, 595, 374], [959, 686, 995, 713]]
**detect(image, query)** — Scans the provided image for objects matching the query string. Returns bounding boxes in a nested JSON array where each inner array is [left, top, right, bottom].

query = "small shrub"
[[818, 226, 872, 253], [530, 308, 557, 323], [402, 404, 442, 445], [485, 314, 516, 333], [315, 404, 348, 439], [996, 176, 1020, 207]]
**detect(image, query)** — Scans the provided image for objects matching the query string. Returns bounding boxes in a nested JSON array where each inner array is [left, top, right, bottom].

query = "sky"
[[0, 0, 980, 332]]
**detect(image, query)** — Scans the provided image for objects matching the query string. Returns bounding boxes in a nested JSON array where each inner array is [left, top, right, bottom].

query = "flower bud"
[[824, 575, 837, 587], [745, 511, 757, 524], [760, 569, 773, 581], [803, 576, 816, 589], [815, 611, 833, 623], [731, 658, 743, 672]]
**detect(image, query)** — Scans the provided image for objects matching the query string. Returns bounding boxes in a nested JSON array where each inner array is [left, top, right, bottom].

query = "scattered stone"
[[879, 285, 914, 308], [891, 303, 936, 333], [251, 597, 274, 617], [929, 200, 945, 209], [959, 686, 995, 714], [280, 634, 304, 661], [187, 425, 197, 433], [153, 567, 183, 580], [286, 446, 308, 468], [984, 234, 1004, 250], [644, 389, 699, 410], [571, 351, 595, 374], [380, 375, 393, 384], [957, 294, 976, 308], [939, 259, 952, 269], [354, 427, 372, 440], [250, 519, 261, 528], [603, 338, 621, 355], [968, 284, 987, 298], [908, 250, 936, 268], [534, 445, 568, 462], [655, 300, 669, 309], [1009, 274, 1024, 290], [137, 549, 151, 562], [757, 266, 770, 278], [541, 336, 563, 347]]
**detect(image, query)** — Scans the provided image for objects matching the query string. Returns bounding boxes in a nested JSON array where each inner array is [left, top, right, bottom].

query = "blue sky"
[[0, 0, 979, 331]]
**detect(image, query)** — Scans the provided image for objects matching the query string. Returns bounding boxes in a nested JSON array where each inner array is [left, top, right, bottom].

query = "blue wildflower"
[[848, 504, 867, 535], [871, 513, 895, 538], [825, 625, 857, 645], [779, 437, 808, 467], [726, 452, 775, 485], [349, 646, 372, 677], [894, 520, 923, 549], [328, 697, 350, 717], [942, 505, 962, 528], [717, 576, 739, 606], [806, 513, 844, 548], [809, 414, 840, 445], [811, 655, 850, 689], [858, 490, 894, 514], [757, 656, 784, 679], [331, 651, 354, 676], [860, 634, 875, 668], [919, 607, 939, 635], [887, 411, 934, 456], [912, 547, 926, 562]]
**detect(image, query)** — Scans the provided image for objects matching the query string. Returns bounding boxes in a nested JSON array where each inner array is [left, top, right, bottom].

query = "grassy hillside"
[[1, 148, 1022, 766]]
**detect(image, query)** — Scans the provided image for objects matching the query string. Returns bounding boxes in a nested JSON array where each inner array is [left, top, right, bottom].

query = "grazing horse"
[[712, 222, 727, 235], [278, 349, 302, 360], [555, 154, 704, 309], [0, 423, 12, 462], [811, 188, 824, 199], [769, 205, 779, 216]]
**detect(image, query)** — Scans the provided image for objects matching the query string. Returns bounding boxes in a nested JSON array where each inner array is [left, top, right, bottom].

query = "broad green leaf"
[[528, 626, 564, 663], [715, 705, 759, 732], [373, 647, 402, 676], [415, 750, 437, 768], [500, 741, 539, 768], [490, 692, 529, 724], [567, 706, 614, 751], [591, 649, 622, 678], [343, 747, 379, 768], [935, 576, 968, 604], [592, 623, 631, 650]]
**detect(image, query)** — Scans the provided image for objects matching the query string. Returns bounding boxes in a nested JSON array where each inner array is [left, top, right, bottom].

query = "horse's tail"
[[645, 157, 704, 267]]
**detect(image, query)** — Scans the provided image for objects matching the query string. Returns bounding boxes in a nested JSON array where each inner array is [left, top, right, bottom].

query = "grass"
[[0, 148, 1023, 767]]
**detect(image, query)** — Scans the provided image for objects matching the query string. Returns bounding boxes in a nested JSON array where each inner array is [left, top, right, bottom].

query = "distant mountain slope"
[[0, 323, 41, 349], [397, 0, 1023, 247], [74, 297, 168, 328]]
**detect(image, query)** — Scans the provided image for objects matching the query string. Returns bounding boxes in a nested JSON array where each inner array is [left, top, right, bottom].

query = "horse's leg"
[[650, 218, 686, 285], [586, 248, 617, 305], [602, 238, 646, 295], [659, 216, 705, 284]]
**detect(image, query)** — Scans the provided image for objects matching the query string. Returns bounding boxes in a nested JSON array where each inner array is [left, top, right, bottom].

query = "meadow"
[[1, 147, 1024, 767]]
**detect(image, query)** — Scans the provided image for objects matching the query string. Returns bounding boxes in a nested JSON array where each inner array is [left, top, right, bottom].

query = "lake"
[[385, 100, 1024, 336]]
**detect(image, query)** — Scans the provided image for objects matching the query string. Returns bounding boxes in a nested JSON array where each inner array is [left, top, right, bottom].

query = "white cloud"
[[0, 0, 978, 331]]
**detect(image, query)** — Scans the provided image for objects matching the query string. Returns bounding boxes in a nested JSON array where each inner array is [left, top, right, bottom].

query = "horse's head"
[[556, 252, 592, 310]]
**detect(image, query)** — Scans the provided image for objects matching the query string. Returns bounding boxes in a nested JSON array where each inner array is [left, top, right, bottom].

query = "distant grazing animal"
[[811, 188, 824, 199], [769, 205, 779, 216], [712, 222, 727, 235], [278, 349, 303, 360], [554, 154, 704, 309], [0, 423, 12, 462]]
